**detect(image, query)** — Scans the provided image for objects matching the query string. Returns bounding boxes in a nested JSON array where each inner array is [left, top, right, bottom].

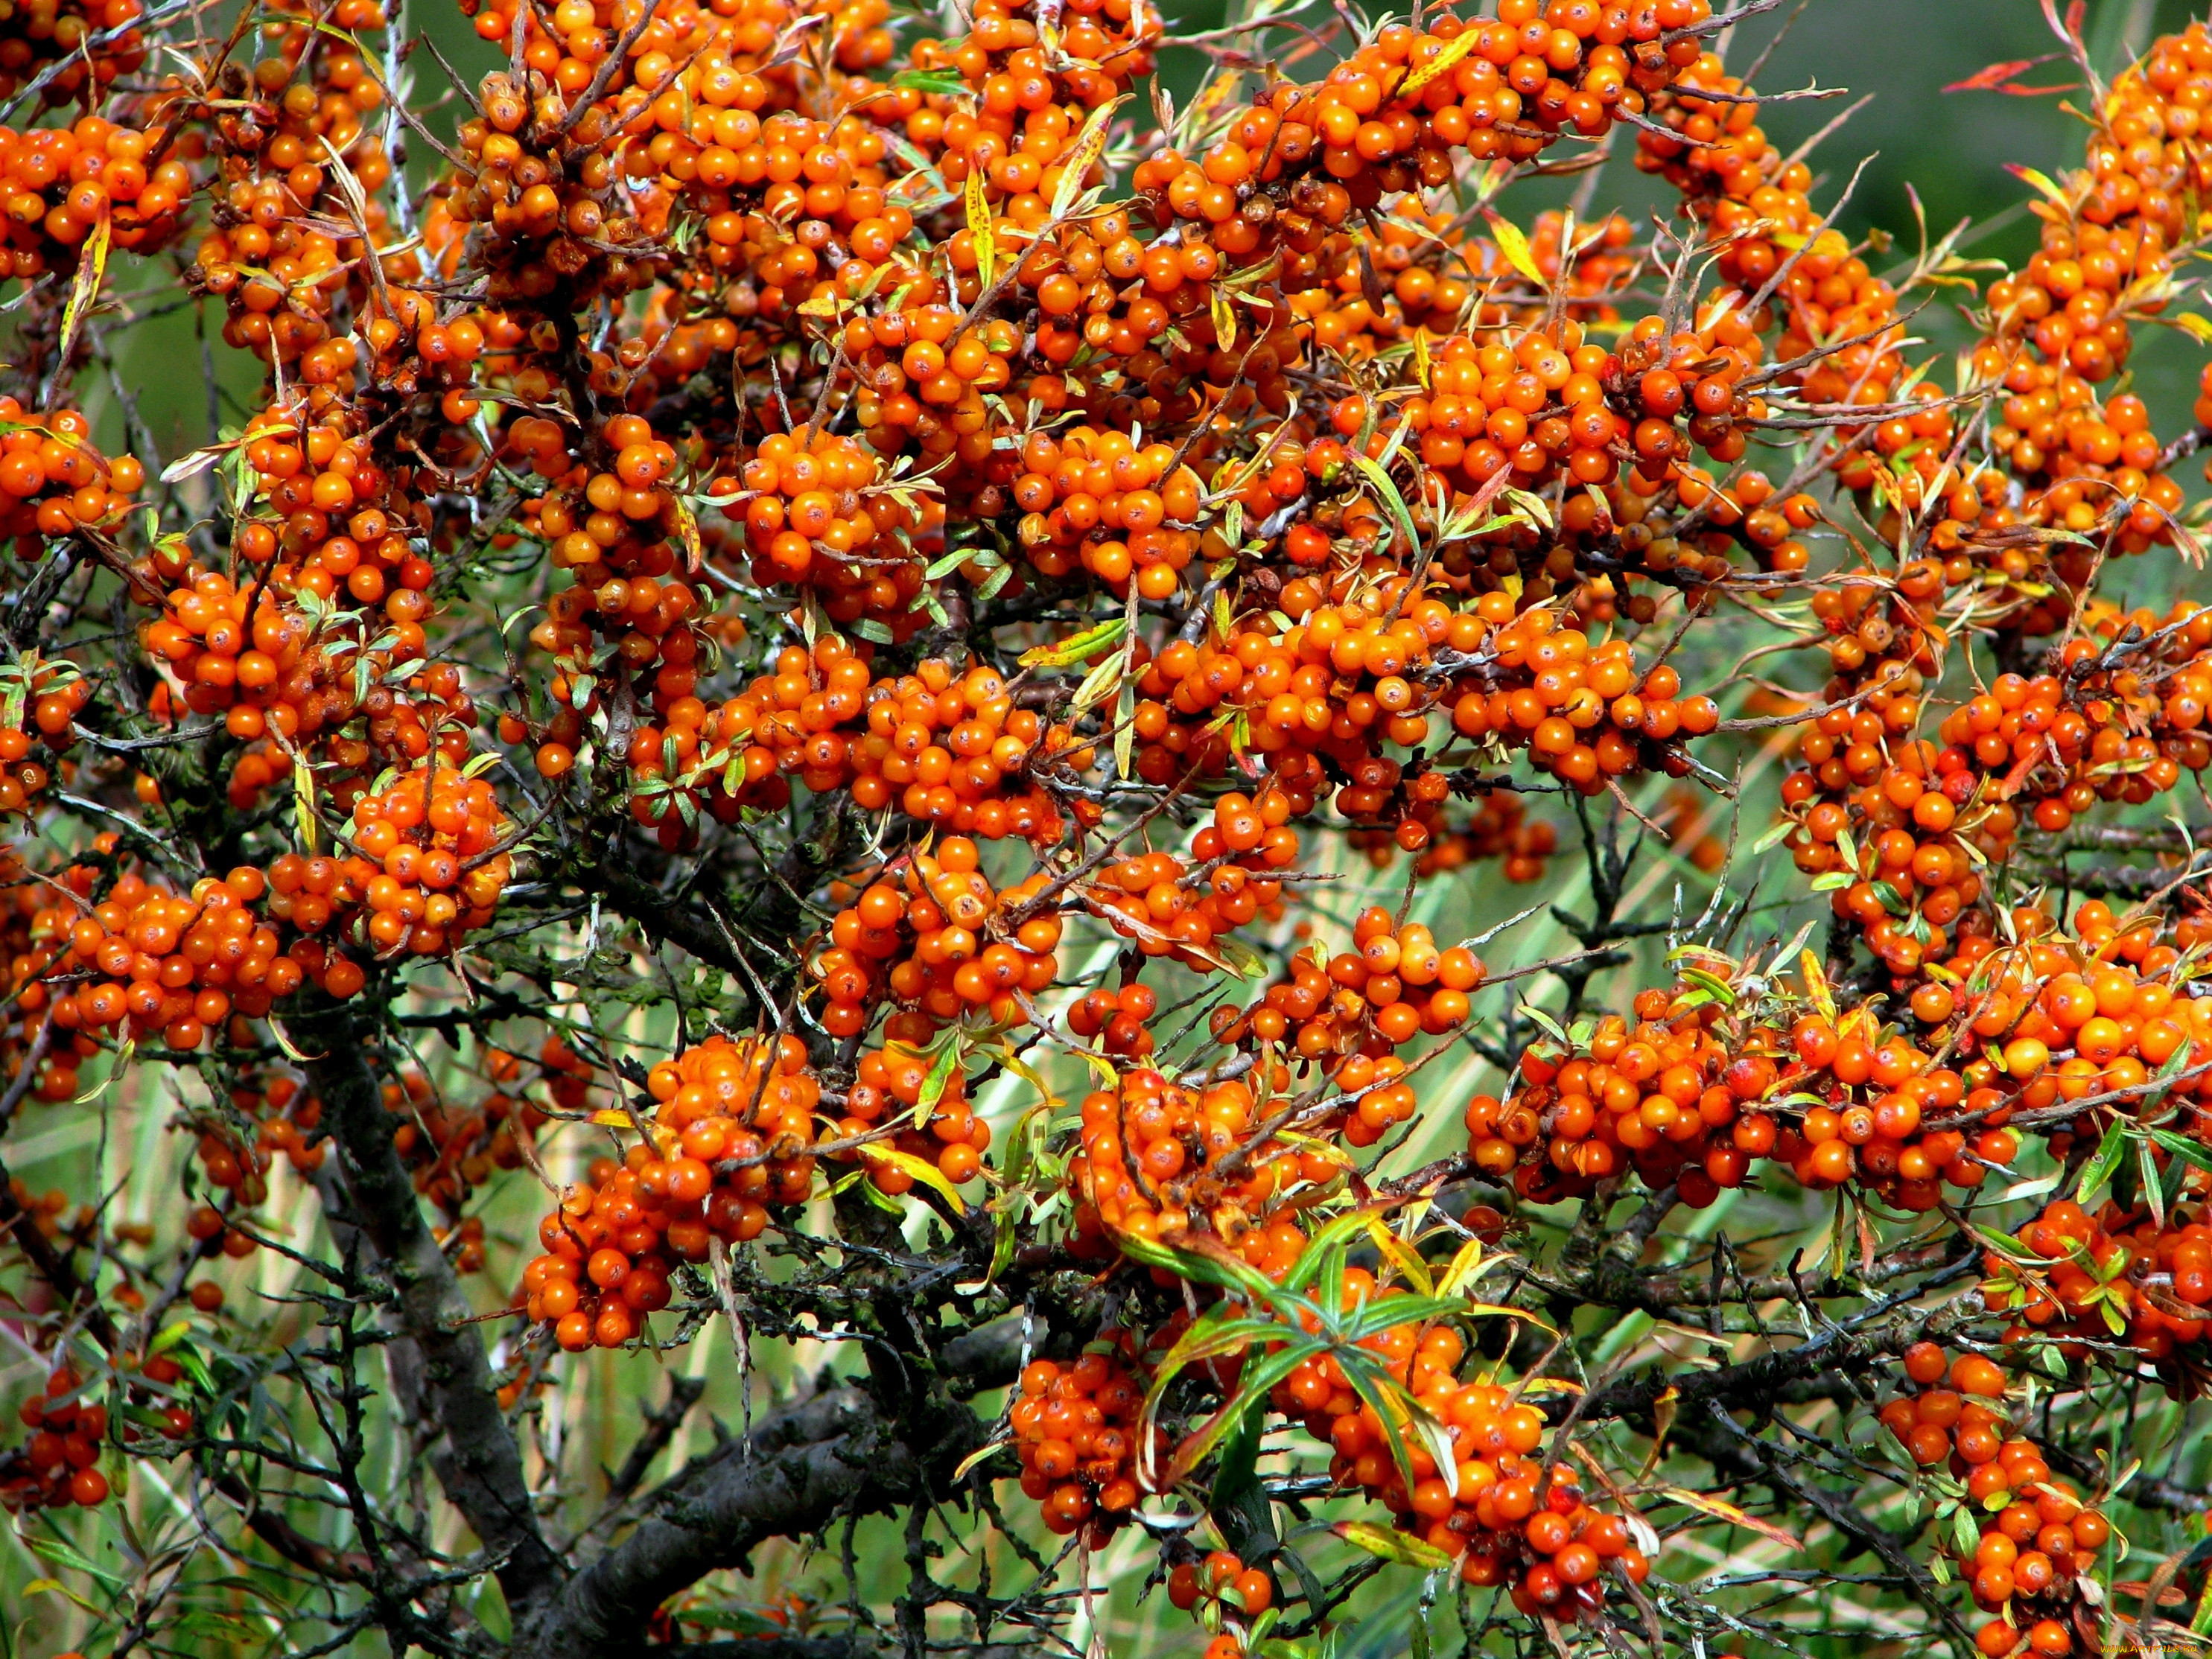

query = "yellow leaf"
[[1273, 1128, 1352, 1167], [1396, 29, 1481, 100], [590, 1108, 634, 1127], [1435, 1237, 1489, 1297], [1365, 1216, 1433, 1296], [293, 760, 319, 854], [1017, 616, 1126, 669], [1335, 1521, 1454, 1568], [1412, 327, 1431, 388], [1641, 1384, 1679, 1477], [673, 495, 704, 573], [1183, 69, 1242, 137], [1484, 208, 1544, 287], [1211, 287, 1236, 355], [859, 1142, 972, 1214], [1659, 1486, 1803, 1552], [2006, 163, 2072, 207], [965, 168, 994, 292], [2176, 311, 2212, 346], [1801, 948, 1836, 1025], [953, 1436, 1011, 1480], [991, 1041, 1062, 1112], [1051, 95, 1120, 221], [59, 206, 111, 369]]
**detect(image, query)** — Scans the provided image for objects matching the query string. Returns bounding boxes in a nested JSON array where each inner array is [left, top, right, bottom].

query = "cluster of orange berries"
[[1166, 1550, 1273, 1649], [727, 427, 929, 615], [678, 96, 909, 311], [1011, 1351, 1145, 1540], [1446, 602, 1720, 792], [188, 1081, 293, 1215], [141, 562, 324, 736], [1078, 796, 1294, 969], [1382, 306, 1762, 547], [523, 421, 716, 734], [1878, 1348, 2107, 1659], [1876, 1343, 2013, 1476], [195, 34, 396, 365], [1, 1369, 112, 1512], [1069, 1065, 1305, 1255], [1981, 1199, 2212, 1383], [1938, 23, 2208, 586], [184, 1193, 265, 1287], [0, 402, 142, 545], [1480, 976, 2030, 1212], [1782, 600, 2212, 978], [31, 860, 307, 1049], [830, 271, 1064, 488], [889, 0, 1154, 208], [1011, 424, 1204, 596], [0, 655, 85, 815], [223, 405, 433, 624], [1005, 210, 1300, 436], [816, 838, 1060, 1038], [1933, 616, 2212, 831], [1066, 982, 1157, 1060], [0, 851, 98, 1102], [831, 1031, 994, 1193], [1964, 1503, 2103, 1659], [523, 1153, 681, 1353], [1137, 1, 1704, 258], [633, 647, 1074, 847], [385, 1054, 548, 1237], [341, 762, 512, 958], [1218, 907, 1486, 1074], [523, 1034, 820, 1349], [0, 110, 192, 281], [0, 0, 148, 107], [1286, 207, 1628, 365], [1125, 590, 1463, 787], [1275, 1287, 1650, 1614], [430, 65, 670, 314], [1474, 989, 1738, 1204], [1636, 55, 1810, 293]]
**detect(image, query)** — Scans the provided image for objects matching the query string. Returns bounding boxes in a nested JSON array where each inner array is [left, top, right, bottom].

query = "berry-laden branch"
[[13, 0, 2212, 1657]]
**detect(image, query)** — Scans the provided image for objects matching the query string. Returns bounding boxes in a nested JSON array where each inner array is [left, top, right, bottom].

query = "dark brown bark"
[[293, 993, 565, 1623]]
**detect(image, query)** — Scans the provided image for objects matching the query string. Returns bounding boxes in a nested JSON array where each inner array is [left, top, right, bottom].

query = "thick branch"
[[291, 993, 564, 1622], [524, 1389, 944, 1659], [527, 1313, 1029, 1659]]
